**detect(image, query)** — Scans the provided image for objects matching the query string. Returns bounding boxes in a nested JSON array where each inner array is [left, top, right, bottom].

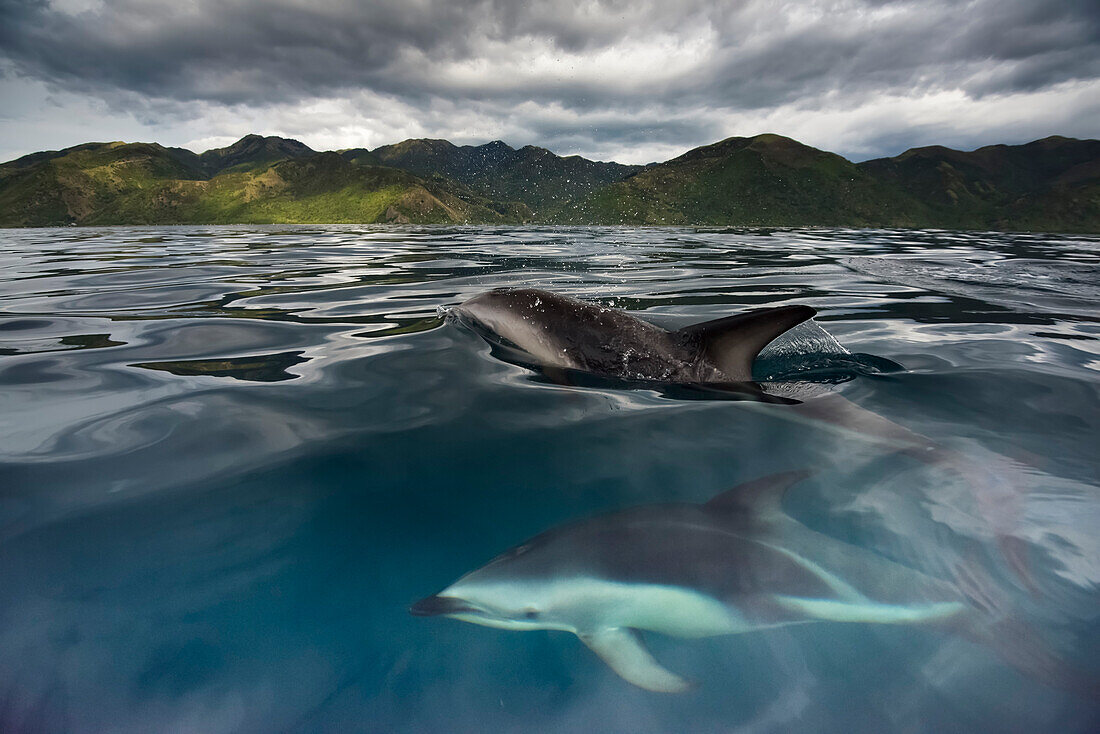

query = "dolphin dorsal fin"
[[579, 628, 691, 693], [679, 305, 816, 381], [703, 470, 813, 518]]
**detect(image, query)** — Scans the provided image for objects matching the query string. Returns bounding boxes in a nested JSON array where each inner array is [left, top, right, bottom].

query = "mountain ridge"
[[0, 139, 529, 226], [369, 137, 643, 209], [1, 133, 1096, 231]]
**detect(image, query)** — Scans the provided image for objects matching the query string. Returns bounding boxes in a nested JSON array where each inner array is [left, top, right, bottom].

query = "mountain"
[[0, 141, 207, 225], [1, 133, 1096, 231], [338, 148, 382, 167], [858, 136, 1100, 231], [370, 138, 643, 210], [565, 134, 1099, 231], [186, 134, 317, 176], [567, 134, 923, 226], [0, 141, 528, 226]]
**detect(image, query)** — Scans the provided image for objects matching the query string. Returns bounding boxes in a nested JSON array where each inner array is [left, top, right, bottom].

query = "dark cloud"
[[0, 0, 1097, 161], [3, 0, 1097, 105]]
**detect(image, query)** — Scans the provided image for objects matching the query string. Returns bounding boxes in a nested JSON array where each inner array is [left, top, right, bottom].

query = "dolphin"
[[449, 287, 815, 385], [410, 472, 970, 693], [449, 288, 1040, 589]]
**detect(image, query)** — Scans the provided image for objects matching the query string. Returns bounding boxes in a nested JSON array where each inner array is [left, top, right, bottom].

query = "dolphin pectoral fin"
[[679, 305, 816, 381], [579, 628, 691, 693]]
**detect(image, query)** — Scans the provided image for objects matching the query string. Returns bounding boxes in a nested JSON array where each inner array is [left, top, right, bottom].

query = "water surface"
[[1, 225, 1098, 732]]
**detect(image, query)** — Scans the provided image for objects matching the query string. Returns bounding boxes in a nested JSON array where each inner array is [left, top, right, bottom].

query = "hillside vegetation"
[[1, 133, 1096, 231], [859, 136, 1100, 232], [0, 138, 528, 226], [370, 138, 642, 210], [564, 135, 921, 226]]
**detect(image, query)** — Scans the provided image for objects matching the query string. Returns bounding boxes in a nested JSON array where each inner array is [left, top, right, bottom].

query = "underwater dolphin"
[[450, 288, 815, 383], [411, 472, 969, 693]]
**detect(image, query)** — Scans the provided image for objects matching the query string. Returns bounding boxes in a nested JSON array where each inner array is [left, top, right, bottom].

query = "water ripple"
[[1, 225, 1098, 733]]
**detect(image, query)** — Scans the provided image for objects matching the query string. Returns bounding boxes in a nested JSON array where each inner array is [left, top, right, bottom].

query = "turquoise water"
[[0, 225, 1098, 732]]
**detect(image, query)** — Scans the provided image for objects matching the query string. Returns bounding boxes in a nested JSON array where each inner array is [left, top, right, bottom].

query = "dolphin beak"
[[409, 594, 479, 617], [447, 307, 483, 332]]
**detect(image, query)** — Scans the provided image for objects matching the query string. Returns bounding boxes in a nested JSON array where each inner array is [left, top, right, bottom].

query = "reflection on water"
[[134, 350, 309, 382], [0, 225, 1098, 733]]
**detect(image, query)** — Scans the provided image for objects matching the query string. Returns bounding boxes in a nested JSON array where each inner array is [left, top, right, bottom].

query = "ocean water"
[[0, 225, 1097, 733]]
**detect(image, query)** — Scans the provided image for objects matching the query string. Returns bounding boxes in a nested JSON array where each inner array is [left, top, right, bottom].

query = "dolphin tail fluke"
[[951, 615, 1100, 699], [579, 628, 692, 693], [679, 305, 816, 381], [949, 558, 1098, 697]]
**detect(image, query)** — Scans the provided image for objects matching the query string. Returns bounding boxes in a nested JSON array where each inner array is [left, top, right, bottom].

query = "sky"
[[1, 0, 1098, 165]]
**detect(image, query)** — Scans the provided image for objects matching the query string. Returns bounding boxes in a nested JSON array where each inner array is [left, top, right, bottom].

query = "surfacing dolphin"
[[410, 472, 970, 693], [449, 287, 815, 391]]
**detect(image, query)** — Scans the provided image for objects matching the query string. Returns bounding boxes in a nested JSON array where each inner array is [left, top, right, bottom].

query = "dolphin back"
[[678, 305, 816, 381]]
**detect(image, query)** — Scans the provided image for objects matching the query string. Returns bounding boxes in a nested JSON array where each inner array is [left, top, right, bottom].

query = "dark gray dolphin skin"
[[450, 288, 815, 383], [411, 472, 970, 693]]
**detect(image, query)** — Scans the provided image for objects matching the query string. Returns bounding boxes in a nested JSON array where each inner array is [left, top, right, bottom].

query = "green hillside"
[[191, 134, 317, 176], [371, 138, 643, 211], [0, 140, 529, 226], [565, 134, 921, 226], [561, 134, 1098, 231], [858, 136, 1100, 232], [338, 148, 383, 167], [1, 133, 1096, 231]]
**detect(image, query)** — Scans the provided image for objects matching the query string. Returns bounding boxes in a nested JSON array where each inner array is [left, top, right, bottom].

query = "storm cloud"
[[1, 0, 1098, 163]]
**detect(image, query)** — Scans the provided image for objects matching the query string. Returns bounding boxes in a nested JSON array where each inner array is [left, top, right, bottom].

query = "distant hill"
[[564, 134, 1098, 231], [151, 134, 318, 177], [370, 138, 643, 210], [0, 133, 1096, 231], [338, 148, 382, 167], [858, 136, 1100, 232], [191, 134, 317, 176], [0, 139, 528, 226], [565, 134, 921, 225]]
